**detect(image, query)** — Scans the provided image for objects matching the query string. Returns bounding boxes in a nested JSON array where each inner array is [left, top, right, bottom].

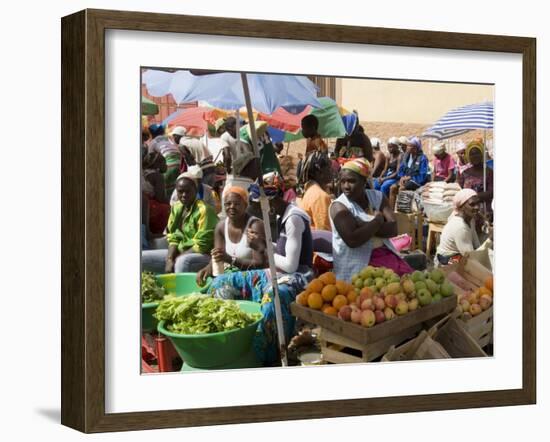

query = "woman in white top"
[[436, 188, 481, 265], [196, 186, 267, 285]]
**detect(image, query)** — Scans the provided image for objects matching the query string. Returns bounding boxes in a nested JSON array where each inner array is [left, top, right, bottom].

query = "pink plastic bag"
[[390, 234, 413, 252]]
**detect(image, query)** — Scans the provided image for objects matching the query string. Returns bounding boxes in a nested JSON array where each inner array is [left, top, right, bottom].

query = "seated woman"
[[457, 139, 494, 207], [432, 142, 456, 182], [205, 173, 314, 365], [435, 189, 481, 265], [389, 136, 429, 209], [330, 158, 413, 281], [196, 186, 267, 285], [141, 169, 218, 274], [169, 165, 219, 213], [374, 137, 402, 196]]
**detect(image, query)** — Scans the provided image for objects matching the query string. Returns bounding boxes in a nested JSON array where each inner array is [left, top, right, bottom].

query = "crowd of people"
[[141, 112, 494, 365]]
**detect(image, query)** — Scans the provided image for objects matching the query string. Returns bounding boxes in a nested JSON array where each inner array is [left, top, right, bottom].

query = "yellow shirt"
[[298, 181, 332, 231]]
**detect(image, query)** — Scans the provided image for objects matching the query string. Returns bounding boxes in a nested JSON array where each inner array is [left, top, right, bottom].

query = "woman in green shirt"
[[141, 170, 218, 274]]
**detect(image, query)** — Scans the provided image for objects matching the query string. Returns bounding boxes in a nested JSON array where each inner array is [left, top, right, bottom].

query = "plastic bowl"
[[157, 300, 262, 369], [141, 272, 208, 332]]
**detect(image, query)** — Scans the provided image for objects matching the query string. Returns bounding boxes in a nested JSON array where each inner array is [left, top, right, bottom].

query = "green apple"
[[417, 288, 433, 306], [430, 269, 445, 284], [411, 270, 425, 282], [425, 279, 438, 294], [440, 281, 454, 297], [414, 281, 427, 292], [432, 293, 442, 302]]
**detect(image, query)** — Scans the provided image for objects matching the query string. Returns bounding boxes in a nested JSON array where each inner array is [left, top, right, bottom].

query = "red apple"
[[374, 310, 386, 324], [338, 305, 352, 321], [361, 298, 375, 311], [469, 303, 482, 316], [374, 297, 386, 311], [350, 306, 362, 324], [384, 295, 398, 309]]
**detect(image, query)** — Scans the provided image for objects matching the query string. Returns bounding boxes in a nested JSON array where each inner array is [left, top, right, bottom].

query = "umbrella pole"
[[483, 130, 487, 193], [241, 73, 288, 367]]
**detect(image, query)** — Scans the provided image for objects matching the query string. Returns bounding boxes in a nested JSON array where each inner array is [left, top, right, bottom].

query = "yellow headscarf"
[[465, 139, 485, 164], [341, 157, 371, 178]]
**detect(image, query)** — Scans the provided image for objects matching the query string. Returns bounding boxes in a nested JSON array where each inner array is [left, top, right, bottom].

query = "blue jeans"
[[374, 178, 398, 196], [141, 249, 210, 273]]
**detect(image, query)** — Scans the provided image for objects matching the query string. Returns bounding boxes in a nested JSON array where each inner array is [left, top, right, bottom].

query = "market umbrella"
[[422, 102, 493, 191], [258, 96, 347, 142], [144, 69, 322, 366], [161, 106, 227, 136], [142, 69, 321, 114], [141, 96, 159, 116]]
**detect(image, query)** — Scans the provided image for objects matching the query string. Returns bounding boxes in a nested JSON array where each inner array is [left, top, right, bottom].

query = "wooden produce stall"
[[291, 293, 457, 363]]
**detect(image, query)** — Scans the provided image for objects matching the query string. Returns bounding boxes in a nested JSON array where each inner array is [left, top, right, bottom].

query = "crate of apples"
[[456, 276, 493, 321], [296, 266, 456, 328]]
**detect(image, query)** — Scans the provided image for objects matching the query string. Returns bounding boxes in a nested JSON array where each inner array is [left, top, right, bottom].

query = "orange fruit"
[[307, 292, 324, 310], [335, 280, 348, 295], [296, 291, 309, 306], [332, 294, 348, 310], [322, 305, 338, 316], [321, 284, 338, 302], [307, 279, 324, 294], [319, 271, 336, 286], [484, 276, 494, 292], [478, 286, 493, 297], [346, 290, 358, 304]]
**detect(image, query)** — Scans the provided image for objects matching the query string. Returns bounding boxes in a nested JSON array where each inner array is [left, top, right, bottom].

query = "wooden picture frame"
[[61, 8, 536, 433]]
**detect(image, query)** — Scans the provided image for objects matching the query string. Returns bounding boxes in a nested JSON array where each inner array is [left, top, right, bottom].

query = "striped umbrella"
[[422, 102, 493, 140]]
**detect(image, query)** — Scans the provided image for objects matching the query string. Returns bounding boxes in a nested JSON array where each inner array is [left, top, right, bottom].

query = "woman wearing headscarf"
[[457, 139, 493, 205], [141, 170, 218, 274], [147, 124, 182, 196], [205, 172, 313, 366], [454, 140, 470, 178], [195, 186, 267, 286], [169, 165, 219, 213], [435, 189, 481, 265], [297, 150, 333, 231], [329, 158, 413, 281], [374, 137, 402, 196], [141, 151, 170, 235], [432, 142, 456, 182]]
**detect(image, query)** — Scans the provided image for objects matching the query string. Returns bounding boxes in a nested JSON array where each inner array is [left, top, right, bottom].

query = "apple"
[[411, 270, 425, 282], [408, 298, 420, 311], [469, 303, 482, 316], [338, 305, 352, 321], [417, 288, 433, 306], [384, 295, 398, 309], [374, 297, 386, 311], [414, 281, 427, 292], [460, 299, 471, 313], [361, 298, 375, 311], [467, 291, 479, 306], [384, 307, 396, 321], [350, 306, 362, 324], [374, 310, 386, 324], [429, 269, 445, 284], [395, 300, 409, 315], [354, 278, 364, 289], [432, 293, 442, 303], [402, 278, 415, 295], [375, 277, 386, 290], [479, 294, 493, 311], [440, 281, 454, 297], [360, 309, 376, 328]]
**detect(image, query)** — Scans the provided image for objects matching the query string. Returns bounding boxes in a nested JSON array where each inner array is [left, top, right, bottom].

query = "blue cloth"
[[373, 178, 398, 196], [329, 189, 399, 282], [397, 153, 429, 187], [206, 270, 307, 365]]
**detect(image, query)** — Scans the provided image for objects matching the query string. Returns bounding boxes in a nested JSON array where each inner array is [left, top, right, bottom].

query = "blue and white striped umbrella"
[[422, 102, 493, 140]]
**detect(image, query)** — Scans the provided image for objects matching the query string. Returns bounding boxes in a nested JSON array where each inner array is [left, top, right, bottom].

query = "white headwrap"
[[388, 136, 399, 145], [371, 137, 381, 148], [433, 143, 446, 154], [177, 165, 203, 187], [398, 136, 409, 145]]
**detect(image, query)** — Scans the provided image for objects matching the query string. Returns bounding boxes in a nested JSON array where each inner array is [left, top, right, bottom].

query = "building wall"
[[338, 78, 494, 124]]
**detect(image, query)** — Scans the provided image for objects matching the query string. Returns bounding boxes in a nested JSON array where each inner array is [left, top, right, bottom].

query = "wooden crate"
[[291, 293, 457, 346], [461, 306, 493, 348], [319, 324, 421, 364], [382, 314, 487, 362], [441, 256, 494, 348]]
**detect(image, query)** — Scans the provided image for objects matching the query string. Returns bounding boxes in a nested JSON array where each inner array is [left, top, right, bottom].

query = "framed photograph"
[[61, 9, 536, 433]]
